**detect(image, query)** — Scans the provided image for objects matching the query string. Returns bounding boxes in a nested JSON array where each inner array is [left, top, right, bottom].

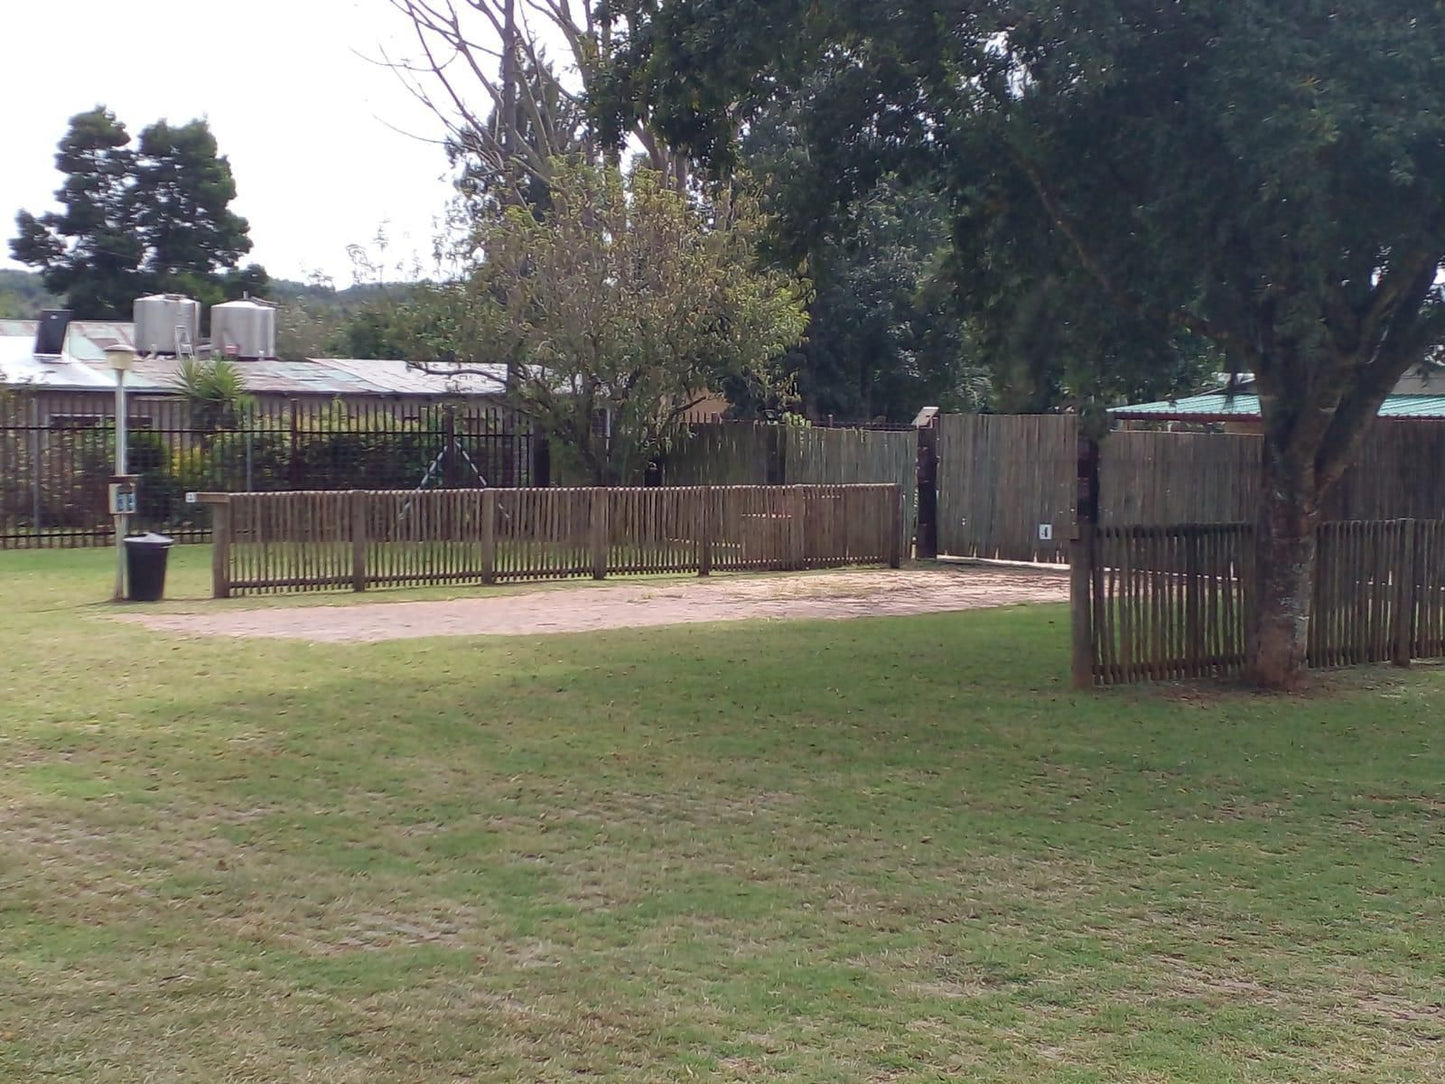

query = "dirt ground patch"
[[120, 566, 1067, 644]]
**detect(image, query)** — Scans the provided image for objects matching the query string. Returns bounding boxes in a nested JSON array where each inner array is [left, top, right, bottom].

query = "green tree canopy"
[[0, 270, 60, 319], [401, 159, 808, 484], [611, 0, 1445, 686], [11, 106, 267, 318]]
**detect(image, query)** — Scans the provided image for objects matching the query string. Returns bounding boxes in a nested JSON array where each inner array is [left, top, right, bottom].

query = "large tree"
[[400, 159, 808, 483], [735, 90, 991, 421], [612, 0, 1445, 688], [11, 106, 266, 317], [383, 0, 694, 209]]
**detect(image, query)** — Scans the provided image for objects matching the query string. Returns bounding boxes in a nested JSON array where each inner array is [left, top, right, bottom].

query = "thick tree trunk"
[[1247, 448, 1320, 690]]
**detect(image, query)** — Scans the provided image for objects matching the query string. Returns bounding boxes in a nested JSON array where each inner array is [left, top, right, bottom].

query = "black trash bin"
[[125, 533, 174, 602]]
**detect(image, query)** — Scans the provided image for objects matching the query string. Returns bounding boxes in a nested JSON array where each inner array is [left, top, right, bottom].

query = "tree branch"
[[1009, 145, 1258, 366]]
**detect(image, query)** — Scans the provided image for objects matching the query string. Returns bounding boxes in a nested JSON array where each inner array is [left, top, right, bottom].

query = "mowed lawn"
[[1, 549, 1442, 1083]]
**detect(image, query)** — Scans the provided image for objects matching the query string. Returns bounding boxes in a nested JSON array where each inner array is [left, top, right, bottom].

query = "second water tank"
[[210, 299, 276, 360]]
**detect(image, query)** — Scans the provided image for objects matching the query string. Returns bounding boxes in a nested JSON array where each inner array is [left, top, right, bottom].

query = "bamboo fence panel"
[[662, 424, 774, 485], [213, 484, 900, 596], [1099, 420, 1445, 526], [664, 423, 916, 554], [786, 427, 917, 556], [936, 417, 1445, 565], [936, 414, 1078, 562], [1324, 420, 1445, 521], [1099, 431, 1260, 526], [1080, 518, 1445, 685]]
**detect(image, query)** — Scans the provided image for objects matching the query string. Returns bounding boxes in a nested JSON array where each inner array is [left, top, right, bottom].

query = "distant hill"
[[0, 269, 61, 318], [0, 268, 408, 319], [0, 269, 417, 359], [267, 278, 403, 310]]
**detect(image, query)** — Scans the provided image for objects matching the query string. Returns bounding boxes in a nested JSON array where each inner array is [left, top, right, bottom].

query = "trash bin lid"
[[124, 532, 174, 547]]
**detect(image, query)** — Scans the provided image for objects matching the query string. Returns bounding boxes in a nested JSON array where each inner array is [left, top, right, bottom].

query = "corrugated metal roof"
[[100, 356, 508, 397], [1, 320, 143, 388], [2, 319, 506, 398], [1112, 392, 1445, 420], [0, 319, 135, 360], [316, 357, 509, 396], [0, 333, 121, 389], [1111, 393, 1262, 419]]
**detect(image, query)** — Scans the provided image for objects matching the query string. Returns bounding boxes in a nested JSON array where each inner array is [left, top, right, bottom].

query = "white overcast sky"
[[0, 0, 464, 284]]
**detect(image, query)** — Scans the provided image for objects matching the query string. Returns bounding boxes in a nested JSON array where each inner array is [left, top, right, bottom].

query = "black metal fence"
[[0, 392, 537, 548]]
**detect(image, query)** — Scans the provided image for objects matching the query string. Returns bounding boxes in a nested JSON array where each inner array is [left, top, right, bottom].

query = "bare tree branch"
[[381, 0, 692, 205], [1008, 146, 1255, 364]]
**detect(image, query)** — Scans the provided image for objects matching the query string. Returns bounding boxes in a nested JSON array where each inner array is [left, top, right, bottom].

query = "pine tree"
[[11, 106, 267, 317]]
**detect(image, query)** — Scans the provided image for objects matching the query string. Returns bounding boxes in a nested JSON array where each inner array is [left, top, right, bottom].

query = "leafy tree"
[[401, 159, 808, 483], [272, 280, 350, 361], [683, 20, 1213, 417], [614, 1, 1445, 688], [736, 93, 991, 421], [268, 274, 421, 361], [331, 305, 410, 360], [11, 106, 266, 317], [762, 177, 991, 421]]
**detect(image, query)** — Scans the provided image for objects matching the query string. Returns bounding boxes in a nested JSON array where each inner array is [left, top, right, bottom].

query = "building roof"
[[0, 319, 136, 389], [0, 319, 507, 398], [1112, 392, 1445, 421], [312, 357, 507, 397]]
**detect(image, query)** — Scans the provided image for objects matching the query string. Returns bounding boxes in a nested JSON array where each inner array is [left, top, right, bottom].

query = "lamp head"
[[104, 343, 136, 374]]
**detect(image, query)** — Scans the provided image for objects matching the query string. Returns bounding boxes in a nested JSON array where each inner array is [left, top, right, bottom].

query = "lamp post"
[[105, 343, 136, 601]]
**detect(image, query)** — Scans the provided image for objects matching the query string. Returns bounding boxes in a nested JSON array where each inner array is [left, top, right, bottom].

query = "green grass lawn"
[[1, 548, 1442, 1082]]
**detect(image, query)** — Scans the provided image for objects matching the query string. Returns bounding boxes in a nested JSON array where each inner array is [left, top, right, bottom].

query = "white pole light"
[[105, 344, 137, 601]]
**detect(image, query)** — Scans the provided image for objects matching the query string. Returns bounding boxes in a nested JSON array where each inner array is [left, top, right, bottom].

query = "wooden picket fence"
[[1075, 519, 1445, 685], [201, 484, 902, 597]]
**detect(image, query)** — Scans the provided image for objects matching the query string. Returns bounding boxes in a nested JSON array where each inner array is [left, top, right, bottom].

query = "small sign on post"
[[107, 481, 137, 516], [1038, 523, 1053, 542]]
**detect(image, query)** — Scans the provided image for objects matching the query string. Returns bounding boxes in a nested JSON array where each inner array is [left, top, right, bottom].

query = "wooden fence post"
[[1071, 527, 1097, 688], [351, 490, 368, 592], [915, 420, 938, 559], [889, 484, 903, 569], [1071, 435, 1101, 689], [699, 486, 714, 577], [1394, 519, 1417, 667], [790, 486, 807, 570], [481, 489, 497, 585], [591, 490, 610, 579], [210, 497, 231, 599], [766, 426, 785, 485]]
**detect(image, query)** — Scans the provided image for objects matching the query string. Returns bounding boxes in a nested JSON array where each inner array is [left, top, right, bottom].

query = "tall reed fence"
[[937, 414, 1078, 562], [937, 415, 1445, 562], [663, 423, 917, 553], [1074, 519, 1445, 686], [203, 484, 903, 597]]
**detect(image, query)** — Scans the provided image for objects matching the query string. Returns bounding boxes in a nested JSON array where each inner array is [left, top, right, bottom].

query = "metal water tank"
[[210, 299, 276, 359], [133, 294, 201, 356]]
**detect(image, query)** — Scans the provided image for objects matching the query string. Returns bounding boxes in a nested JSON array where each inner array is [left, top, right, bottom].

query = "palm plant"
[[171, 357, 252, 432]]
